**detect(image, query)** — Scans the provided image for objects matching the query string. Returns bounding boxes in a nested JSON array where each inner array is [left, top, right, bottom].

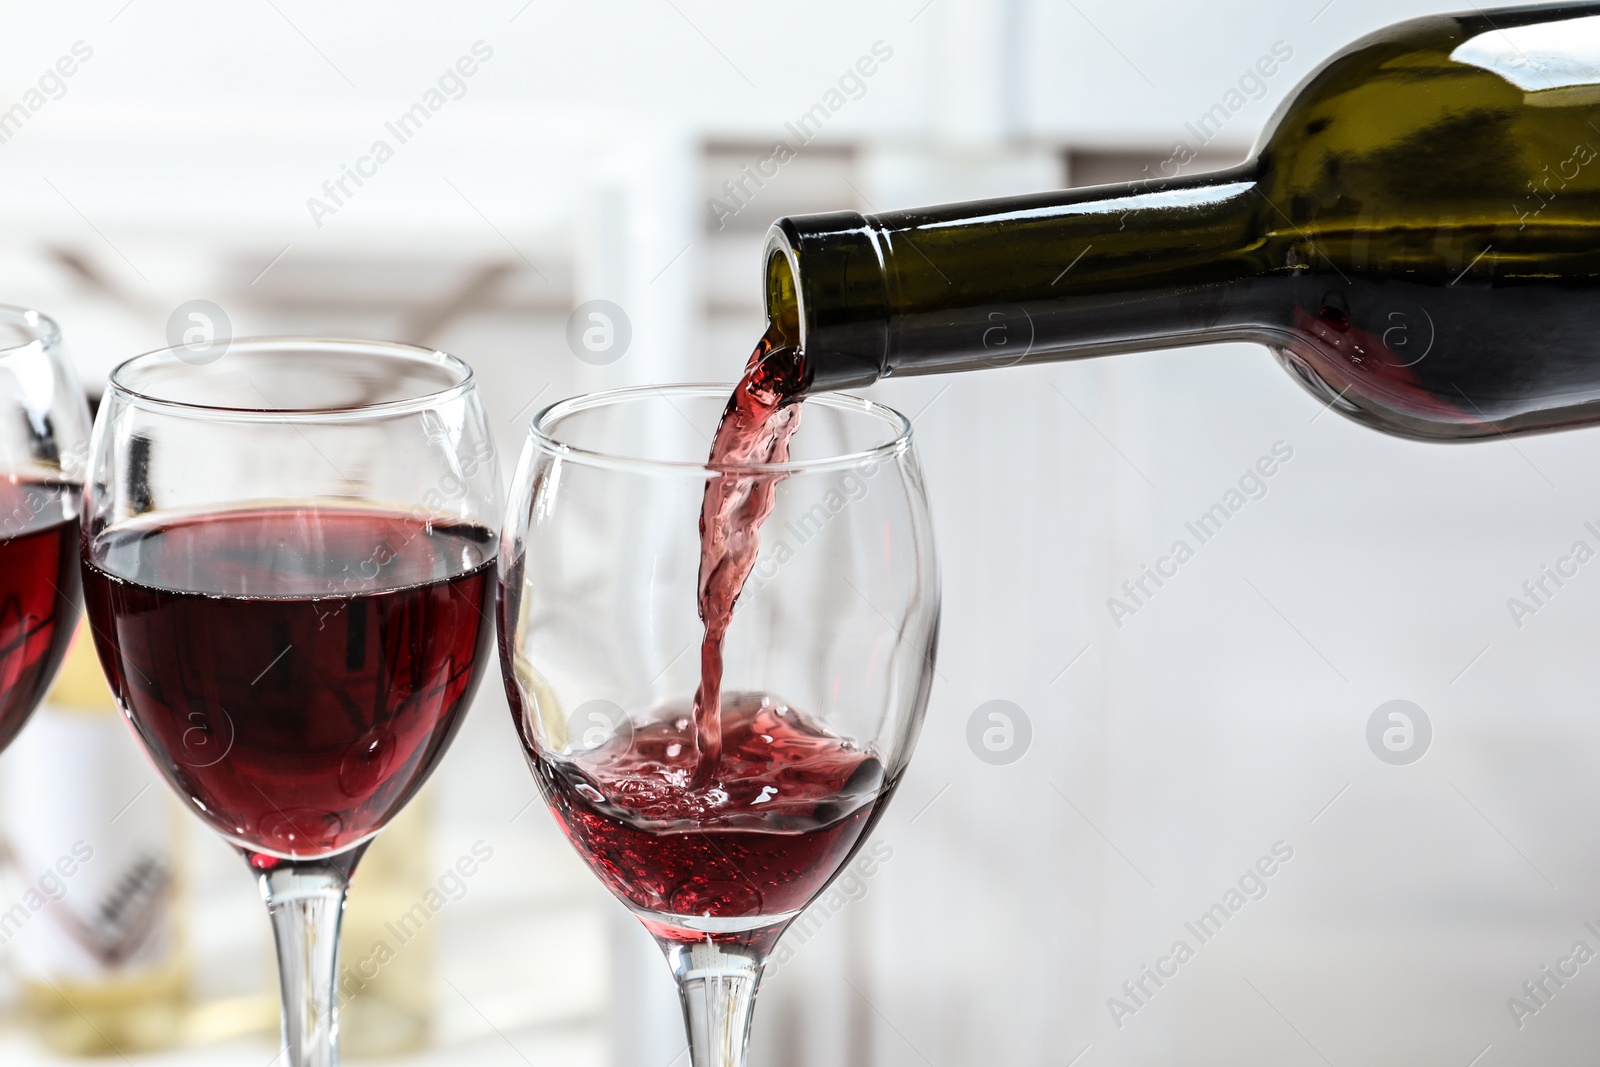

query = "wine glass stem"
[[255, 853, 362, 1067], [665, 942, 764, 1067]]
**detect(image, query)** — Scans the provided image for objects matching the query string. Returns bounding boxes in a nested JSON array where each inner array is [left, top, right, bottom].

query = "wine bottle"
[[3, 620, 188, 1055], [764, 3, 1600, 440]]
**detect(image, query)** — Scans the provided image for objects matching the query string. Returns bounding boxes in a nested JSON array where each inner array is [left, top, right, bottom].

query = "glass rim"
[[529, 382, 914, 475], [0, 305, 61, 361], [107, 337, 476, 421]]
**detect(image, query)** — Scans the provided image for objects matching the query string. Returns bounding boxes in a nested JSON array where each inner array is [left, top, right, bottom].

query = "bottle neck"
[[765, 164, 1273, 391]]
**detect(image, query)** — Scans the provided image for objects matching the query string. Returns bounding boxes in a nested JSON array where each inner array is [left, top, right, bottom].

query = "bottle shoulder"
[[1257, 6, 1600, 218]]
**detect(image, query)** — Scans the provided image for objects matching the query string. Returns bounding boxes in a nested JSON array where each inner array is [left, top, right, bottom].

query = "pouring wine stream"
[[690, 327, 807, 788]]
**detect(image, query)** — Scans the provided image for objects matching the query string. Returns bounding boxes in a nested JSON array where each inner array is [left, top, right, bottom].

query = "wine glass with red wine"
[[80, 339, 501, 1067], [499, 383, 939, 1067], [0, 306, 91, 753]]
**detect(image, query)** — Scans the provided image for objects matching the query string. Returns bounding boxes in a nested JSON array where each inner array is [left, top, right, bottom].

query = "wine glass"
[[80, 339, 501, 1067], [498, 383, 939, 1067], [0, 305, 91, 752]]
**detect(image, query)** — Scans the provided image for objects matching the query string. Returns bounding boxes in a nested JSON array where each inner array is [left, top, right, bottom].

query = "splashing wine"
[[535, 692, 887, 947]]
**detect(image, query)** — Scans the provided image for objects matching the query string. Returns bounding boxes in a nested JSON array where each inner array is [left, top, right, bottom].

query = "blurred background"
[[0, 0, 1597, 1063]]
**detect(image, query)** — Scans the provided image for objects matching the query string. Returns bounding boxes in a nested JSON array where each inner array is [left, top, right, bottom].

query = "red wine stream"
[[690, 328, 807, 786]]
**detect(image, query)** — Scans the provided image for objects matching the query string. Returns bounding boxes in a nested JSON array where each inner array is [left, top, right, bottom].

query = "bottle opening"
[[765, 250, 801, 349], [762, 213, 889, 392]]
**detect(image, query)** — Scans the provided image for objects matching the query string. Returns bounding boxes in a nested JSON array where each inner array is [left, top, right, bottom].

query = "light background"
[[0, 1, 1593, 1064]]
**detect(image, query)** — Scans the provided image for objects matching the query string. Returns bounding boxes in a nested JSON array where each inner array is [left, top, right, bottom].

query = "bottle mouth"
[[108, 337, 476, 421], [763, 212, 890, 392], [0, 305, 61, 360], [529, 383, 913, 476], [765, 247, 802, 350]]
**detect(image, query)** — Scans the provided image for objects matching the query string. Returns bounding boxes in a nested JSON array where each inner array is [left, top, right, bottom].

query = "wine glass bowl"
[[0, 306, 91, 753], [498, 384, 938, 1065], [530, 688, 892, 943], [81, 505, 495, 859], [80, 338, 501, 1067], [82, 340, 499, 862]]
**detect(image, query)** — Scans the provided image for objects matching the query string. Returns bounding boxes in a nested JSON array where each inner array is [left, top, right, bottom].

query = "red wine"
[[530, 692, 889, 948], [0, 479, 80, 752], [690, 330, 807, 785], [81, 508, 496, 859]]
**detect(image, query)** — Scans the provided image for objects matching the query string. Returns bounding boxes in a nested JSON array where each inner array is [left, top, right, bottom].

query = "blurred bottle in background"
[[337, 792, 435, 1058], [3, 619, 187, 1054]]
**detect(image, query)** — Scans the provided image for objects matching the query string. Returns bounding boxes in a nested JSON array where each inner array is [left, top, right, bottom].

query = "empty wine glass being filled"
[[498, 383, 940, 1067], [79, 339, 502, 1067]]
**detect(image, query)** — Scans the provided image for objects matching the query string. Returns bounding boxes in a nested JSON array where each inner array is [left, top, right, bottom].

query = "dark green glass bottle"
[[764, 3, 1600, 440]]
